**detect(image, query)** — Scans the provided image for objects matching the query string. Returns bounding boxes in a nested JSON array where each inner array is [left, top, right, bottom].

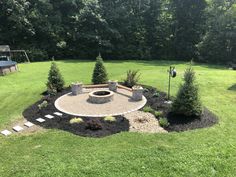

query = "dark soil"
[[142, 85, 218, 132], [23, 85, 218, 137], [23, 87, 129, 138]]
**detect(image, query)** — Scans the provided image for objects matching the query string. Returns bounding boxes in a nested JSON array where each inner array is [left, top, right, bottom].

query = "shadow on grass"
[[228, 84, 236, 91]]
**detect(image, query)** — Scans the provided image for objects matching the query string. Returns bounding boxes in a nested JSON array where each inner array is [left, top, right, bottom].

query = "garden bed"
[[142, 85, 218, 132], [23, 85, 218, 137], [23, 88, 129, 138]]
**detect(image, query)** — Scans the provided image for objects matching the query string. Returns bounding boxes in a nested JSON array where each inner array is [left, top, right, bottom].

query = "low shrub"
[[70, 118, 84, 124], [154, 111, 163, 118], [104, 116, 116, 122], [86, 120, 102, 130], [143, 106, 154, 114], [123, 70, 140, 88], [38, 101, 48, 110], [159, 117, 169, 128]]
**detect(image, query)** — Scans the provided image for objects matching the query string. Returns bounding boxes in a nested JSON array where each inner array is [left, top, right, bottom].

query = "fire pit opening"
[[93, 91, 111, 96], [88, 90, 114, 104]]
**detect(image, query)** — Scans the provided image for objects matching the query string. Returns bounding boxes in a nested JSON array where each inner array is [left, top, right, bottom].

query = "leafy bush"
[[154, 111, 163, 118], [70, 118, 84, 124], [46, 62, 65, 92], [159, 117, 169, 128], [86, 120, 102, 130], [28, 48, 48, 62], [92, 54, 108, 84], [123, 70, 140, 88], [104, 116, 116, 122], [38, 101, 48, 110], [143, 106, 154, 114], [172, 66, 202, 117]]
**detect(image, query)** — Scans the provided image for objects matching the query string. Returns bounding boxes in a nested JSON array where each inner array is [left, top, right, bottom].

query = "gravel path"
[[125, 111, 167, 133]]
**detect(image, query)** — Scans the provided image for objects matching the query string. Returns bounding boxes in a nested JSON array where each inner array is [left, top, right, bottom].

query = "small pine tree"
[[172, 66, 202, 117], [92, 54, 108, 84], [46, 62, 65, 92]]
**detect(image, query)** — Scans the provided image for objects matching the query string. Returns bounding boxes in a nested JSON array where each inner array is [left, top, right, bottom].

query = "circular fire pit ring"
[[88, 90, 114, 104]]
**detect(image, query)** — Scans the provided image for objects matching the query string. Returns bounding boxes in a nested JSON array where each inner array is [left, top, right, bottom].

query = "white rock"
[[24, 122, 34, 127], [53, 112, 63, 116], [36, 118, 45, 123], [45, 115, 54, 119], [13, 126, 24, 132], [164, 100, 173, 104], [1, 130, 12, 136]]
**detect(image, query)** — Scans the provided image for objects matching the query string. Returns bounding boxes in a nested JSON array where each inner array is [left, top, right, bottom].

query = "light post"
[[167, 66, 177, 101]]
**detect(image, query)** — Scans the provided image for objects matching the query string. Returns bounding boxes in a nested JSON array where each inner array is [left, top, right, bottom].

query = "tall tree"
[[198, 0, 236, 64], [171, 0, 207, 60]]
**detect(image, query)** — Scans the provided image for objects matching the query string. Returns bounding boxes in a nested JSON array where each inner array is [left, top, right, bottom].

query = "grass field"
[[0, 60, 236, 177]]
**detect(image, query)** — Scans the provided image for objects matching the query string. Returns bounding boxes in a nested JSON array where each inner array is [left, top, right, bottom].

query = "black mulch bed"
[[23, 87, 129, 138], [142, 85, 218, 132], [23, 85, 218, 137]]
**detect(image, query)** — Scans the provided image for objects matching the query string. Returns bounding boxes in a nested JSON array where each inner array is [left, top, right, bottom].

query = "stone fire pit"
[[88, 90, 114, 104], [55, 86, 147, 117]]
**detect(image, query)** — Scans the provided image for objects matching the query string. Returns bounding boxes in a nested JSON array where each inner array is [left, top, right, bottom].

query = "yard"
[[0, 60, 236, 176]]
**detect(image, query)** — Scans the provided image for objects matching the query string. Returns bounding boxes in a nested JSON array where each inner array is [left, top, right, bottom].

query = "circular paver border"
[[54, 91, 147, 117]]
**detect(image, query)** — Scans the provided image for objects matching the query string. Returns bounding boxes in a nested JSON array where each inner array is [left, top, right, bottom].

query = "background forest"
[[0, 0, 235, 63]]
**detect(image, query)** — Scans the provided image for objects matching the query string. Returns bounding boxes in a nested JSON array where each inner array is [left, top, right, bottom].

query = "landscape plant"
[[154, 111, 163, 118], [104, 116, 116, 122], [142, 106, 154, 114], [172, 66, 202, 117], [159, 117, 169, 128], [46, 62, 65, 92], [86, 120, 103, 130], [70, 118, 84, 124], [92, 54, 108, 84], [124, 70, 140, 88], [38, 101, 48, 110]]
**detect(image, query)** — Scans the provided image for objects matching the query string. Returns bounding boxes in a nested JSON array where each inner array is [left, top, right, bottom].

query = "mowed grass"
[[0, 60, 236, 177]]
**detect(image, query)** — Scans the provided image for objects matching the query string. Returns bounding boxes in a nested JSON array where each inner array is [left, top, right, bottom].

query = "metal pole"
[[168, 66, 171, 100]]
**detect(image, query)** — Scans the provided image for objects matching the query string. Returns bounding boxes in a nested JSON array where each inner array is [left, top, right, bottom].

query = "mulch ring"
[[22, 85, 219, 137], [23, 87, 129, 138], [142, 85, 218, 132]]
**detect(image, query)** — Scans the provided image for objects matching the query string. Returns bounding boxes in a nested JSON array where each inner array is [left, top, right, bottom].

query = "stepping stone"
[[45, 115, 54, 119], [24, 122, 34, 127], [53, 112, 63, 117], [13, 126, 24, 132], [36, 118, 45, 123], [1, 130, 12, 136]]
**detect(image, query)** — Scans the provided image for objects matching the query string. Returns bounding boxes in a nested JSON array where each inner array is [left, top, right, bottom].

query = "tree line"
[[0, 0, 235, 64]]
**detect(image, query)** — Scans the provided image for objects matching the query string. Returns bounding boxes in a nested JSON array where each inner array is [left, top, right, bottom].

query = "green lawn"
[[0, 60, 236, 177]]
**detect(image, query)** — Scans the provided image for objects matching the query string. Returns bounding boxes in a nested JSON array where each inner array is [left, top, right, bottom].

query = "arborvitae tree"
[[92, 54, 108, 84], [46, 62, 65, 92], [172, 66, 202, 117]]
